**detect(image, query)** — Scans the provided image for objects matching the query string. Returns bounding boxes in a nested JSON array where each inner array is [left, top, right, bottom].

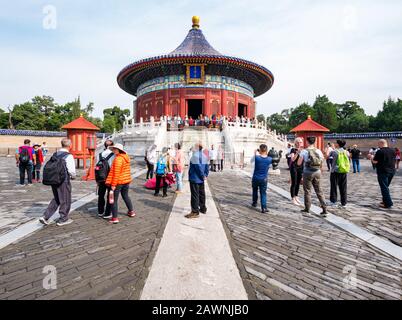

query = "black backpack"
[[42, 152, 70, 186], [19, 147, 30, 164], [95, 152, 114, 183]]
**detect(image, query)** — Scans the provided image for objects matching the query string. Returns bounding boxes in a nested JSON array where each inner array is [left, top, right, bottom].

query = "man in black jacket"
[[369, 139, 396, 209]]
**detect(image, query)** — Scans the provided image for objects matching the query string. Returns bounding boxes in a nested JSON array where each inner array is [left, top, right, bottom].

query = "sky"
[[1, 0, 402, 119]]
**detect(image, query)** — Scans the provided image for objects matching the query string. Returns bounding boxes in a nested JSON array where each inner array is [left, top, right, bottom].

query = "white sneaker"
[[295, 198, 303, 206], [56, 219, 73, 226], [328, 202, 337, 207], [39, 217, 49, 226], [292, 198, 299, 206]]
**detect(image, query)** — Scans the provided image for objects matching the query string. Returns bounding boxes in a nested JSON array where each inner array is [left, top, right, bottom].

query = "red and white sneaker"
[[109, 218, 119, 224], [127, 211, 136, 218]]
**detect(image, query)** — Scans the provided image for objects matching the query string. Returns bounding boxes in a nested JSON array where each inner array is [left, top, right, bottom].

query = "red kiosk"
[[62, 115, 100, 180], [290, 115, 329, 152]]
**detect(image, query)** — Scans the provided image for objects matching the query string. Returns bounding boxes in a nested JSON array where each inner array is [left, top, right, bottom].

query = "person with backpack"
[[369, 139, 396, 209], [105, 143, 135, 224], [185, 143, 209, 219], [297, 136, 327, 217], [32, 143, 44, 183], [154, 147, 171, 197], [15, 139, 36, 186], [39, 138, 76, 226], [95, 140, 115, 218], [251, 144, 273, 214], [329, 140, 350, 208]]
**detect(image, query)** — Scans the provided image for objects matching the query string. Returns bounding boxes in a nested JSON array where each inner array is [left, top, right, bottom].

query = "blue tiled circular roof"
[[169, 28, 222, 56], [117, 24, 274, 97]]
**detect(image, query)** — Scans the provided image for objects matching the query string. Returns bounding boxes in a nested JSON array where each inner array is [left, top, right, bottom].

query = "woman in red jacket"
[[32, 143, 44, 182]]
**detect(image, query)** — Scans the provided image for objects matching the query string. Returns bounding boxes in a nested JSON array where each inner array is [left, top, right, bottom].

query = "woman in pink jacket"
[[173, 143, 185, 193]]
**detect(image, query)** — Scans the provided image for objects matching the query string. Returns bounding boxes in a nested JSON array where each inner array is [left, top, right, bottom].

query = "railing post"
[[150, 116, 155, 129]]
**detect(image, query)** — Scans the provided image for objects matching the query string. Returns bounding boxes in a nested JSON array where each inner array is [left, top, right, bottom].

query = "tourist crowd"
[[166, 114, 257, 131], [284, 138, 398, 214], [11, 134, 399, 227]]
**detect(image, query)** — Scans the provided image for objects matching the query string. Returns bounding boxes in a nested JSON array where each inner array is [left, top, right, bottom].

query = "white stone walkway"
[[140, 174, 248, 300]]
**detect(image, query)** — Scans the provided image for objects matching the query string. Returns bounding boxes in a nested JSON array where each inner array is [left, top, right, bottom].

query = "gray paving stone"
[[208, 170, 402, 300]]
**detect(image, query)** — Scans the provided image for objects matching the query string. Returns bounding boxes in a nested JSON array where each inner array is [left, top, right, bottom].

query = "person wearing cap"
[[32, 143, 44, 183], [105, 143, 135, 224]]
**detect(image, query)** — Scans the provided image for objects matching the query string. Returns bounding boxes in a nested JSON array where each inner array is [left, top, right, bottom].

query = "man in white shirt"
[[40, 138, 76, 226], [209, 145, 218, 172], [96, 140, 115, 218]]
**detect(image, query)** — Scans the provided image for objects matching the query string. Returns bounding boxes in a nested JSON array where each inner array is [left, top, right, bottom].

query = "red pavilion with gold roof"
[[291, 116, 330, 151], [117, 16, 274, 122]]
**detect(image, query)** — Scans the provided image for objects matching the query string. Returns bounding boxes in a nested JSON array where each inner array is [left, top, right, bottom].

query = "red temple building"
[[117, 16, 274, 122], [290, 115, 330, 152]]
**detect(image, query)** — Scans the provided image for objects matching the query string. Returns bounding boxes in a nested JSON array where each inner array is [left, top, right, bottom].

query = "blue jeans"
[[377, 172, 394, 208], [252, 178, 268, 210], [176, 172, 183, 191], [352, 159, 360, 173]]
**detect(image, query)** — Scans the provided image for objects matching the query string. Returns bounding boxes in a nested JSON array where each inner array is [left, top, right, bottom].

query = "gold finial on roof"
[[80, 113, 84, 117], [307, 115, 312, 120], [192, 16, 200, 29]]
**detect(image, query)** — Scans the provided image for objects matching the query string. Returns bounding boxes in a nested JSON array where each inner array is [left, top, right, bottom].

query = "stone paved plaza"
[[208, 170, 402, 300], [0, 156, 401, 300], [267, 160, 402, 246]]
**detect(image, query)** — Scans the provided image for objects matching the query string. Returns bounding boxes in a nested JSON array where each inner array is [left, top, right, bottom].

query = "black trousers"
[[326, 159, 332, 171], [290, 167, 303, 198], [112, 184, 133, 218], [146, 163, 154, 180], [330, 172, 348, 205], [190, 182, 207, 214], [155, 174, 168, 195], [98, 182, 112, 216], [210, 160, 216, 172], [19, 162, 33, 185], [32, 163, 42, 181]]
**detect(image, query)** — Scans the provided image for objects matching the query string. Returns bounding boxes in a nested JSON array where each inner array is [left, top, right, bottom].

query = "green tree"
[[0, 108, 9, 129], [312, 95, 338, 131], [102, 115, 117, 133], [11, 102, 46, 130], [102, 106, 131, 132], [31, 95, 57, 117], [288, 103, 316, 128], [256, 114, 266, 123], [266, 112, 290, 134], [372, 97, 402, 132]]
